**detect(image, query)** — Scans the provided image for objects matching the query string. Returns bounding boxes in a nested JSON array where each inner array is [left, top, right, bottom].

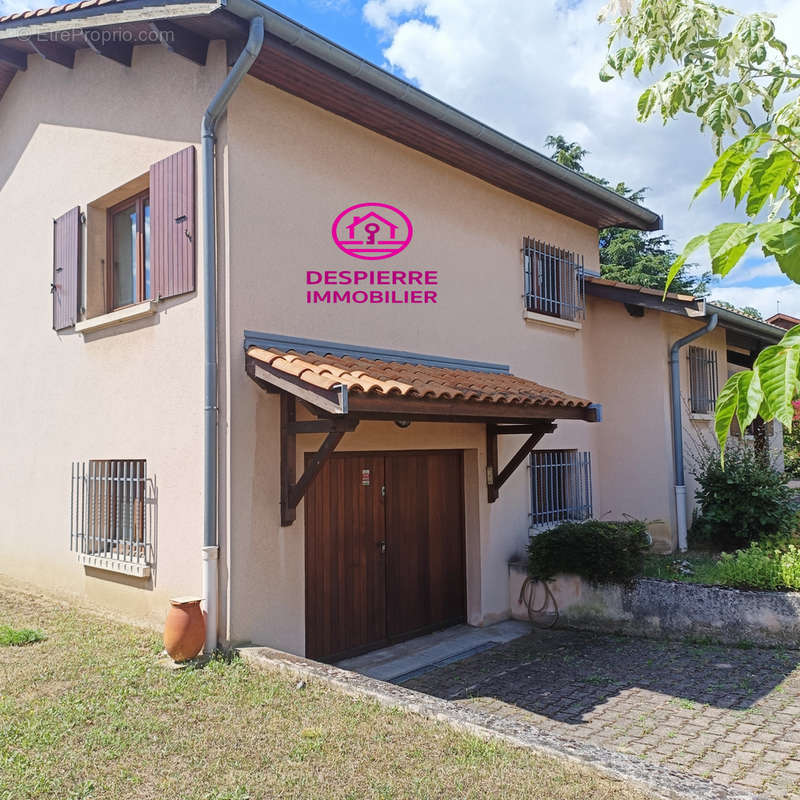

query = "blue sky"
[[3, 0, 799, 316]]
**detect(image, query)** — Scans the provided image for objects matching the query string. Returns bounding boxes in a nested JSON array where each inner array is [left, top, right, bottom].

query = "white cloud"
[[362, 0, 800, 318], [0, 0, 32, 14]]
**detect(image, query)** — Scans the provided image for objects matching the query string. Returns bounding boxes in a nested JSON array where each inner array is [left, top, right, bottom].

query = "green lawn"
[[0, 584, 651, 800], [641, 551, 723, 585]]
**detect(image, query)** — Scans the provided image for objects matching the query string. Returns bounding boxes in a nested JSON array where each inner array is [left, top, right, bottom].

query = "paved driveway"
[[402, 628, 800, 799]]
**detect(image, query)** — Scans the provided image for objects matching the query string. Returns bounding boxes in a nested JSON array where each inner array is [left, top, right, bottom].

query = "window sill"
[[75, 300, 157, 334], [77, 553, 151, 578], [523, 310, 582, 331], [689, 412, 715, 421]]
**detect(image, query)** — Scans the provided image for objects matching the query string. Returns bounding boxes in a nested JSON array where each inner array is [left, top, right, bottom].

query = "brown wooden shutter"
[[150, 146, 196, 300], [52, 206, 80, 330]]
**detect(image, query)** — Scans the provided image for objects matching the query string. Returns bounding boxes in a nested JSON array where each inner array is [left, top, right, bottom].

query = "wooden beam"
[[0, 44, 26, 71], [486, 424, 499, 503], [487, 423, 556, 503], [250, 359, 346, 416], [347, 394, 595, 422], [495, 425, 555, 492], [83, 30, 133, 67], [289, 419, 358, 435], [29, 39, 74, 69], [280, 392, 296, 527], [288, 428, 347, 511], [279, 391, 357, 526], [493, 424, 556, 435], [150, 20, 209, 65]]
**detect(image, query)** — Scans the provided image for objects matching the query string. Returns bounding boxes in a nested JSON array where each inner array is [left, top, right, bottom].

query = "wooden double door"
[[305, 450, 466, 661]]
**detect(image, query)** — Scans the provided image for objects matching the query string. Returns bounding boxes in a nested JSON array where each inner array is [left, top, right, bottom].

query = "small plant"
[[0, 625, 45, 646], [690, 446, 797, 550], [526, 520, 649, 587], [713, 543, 800, 591]]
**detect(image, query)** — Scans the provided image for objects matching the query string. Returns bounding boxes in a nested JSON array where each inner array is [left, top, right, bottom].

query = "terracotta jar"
[[163, 596, 205, 662]]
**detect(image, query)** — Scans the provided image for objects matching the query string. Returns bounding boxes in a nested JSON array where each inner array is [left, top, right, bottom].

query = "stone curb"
[[239, 646, 763, 800]]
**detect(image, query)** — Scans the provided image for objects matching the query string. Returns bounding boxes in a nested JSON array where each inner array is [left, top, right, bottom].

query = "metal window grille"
[[70, 460, 152, 566], [523, 237, 585, 321], [688, 346, 719, 414], [529, 450, 592, 527]]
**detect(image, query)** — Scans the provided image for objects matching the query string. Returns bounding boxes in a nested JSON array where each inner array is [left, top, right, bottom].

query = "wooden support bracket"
[[29, 39, 75, 69], [486, 422, 556, 503], [280, 393, 358, 526], [150, 20, 209, 65], [0, 44, 26, 71], [83, 30, 133, 66]]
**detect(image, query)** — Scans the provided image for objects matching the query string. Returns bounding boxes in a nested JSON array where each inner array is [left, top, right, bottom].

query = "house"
[[767, 312, 800, 331], [0, 0, 786, 662]]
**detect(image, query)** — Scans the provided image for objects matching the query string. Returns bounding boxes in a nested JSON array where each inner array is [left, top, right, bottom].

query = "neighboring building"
[[767, 313, 800, 331], [0, 0, 786, 661]]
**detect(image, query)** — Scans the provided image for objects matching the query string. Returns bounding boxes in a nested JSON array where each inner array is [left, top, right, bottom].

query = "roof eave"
[[224, 0, 662, 232], [0, 0, 221, 39]]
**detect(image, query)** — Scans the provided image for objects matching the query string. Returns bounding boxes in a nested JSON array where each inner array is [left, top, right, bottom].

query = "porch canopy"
[[244, 331, 599, 525]]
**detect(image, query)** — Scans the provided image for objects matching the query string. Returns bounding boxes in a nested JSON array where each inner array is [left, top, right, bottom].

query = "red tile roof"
[[246, 346, 592, 410], [0, 0, 130, 25]]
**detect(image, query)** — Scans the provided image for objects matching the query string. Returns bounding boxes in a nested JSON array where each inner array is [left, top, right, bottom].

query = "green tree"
[[599, 0, 800, 455], [711, 300, 763, 320], [544, 135, 588, 171], [545, 135, 702, 293]]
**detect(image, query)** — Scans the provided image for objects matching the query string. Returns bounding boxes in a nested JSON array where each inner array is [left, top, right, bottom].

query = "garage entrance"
[[304, 450, 466, 661]]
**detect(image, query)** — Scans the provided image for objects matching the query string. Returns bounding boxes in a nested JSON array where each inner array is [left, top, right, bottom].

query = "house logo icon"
[[332, 202, 413, 260]]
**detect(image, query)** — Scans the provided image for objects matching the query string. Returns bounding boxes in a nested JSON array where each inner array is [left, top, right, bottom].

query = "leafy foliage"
[[715, 542, 800, 591], [526, 520, 650, 587], [690, 445, 797, 550], [711, 300, 763, 320], [544, 135, 588, 171], [0, 625, 45, 646], [599, 0, 800, 455], [784, 420, 800, 479], [544, 135, 704, 294]]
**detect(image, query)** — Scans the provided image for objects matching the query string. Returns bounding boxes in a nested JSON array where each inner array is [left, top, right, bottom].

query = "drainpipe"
[[201, 15, 264, 654], [669, 313, 718, 553]]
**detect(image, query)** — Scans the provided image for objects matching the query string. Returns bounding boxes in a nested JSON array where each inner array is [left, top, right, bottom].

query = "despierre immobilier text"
[[306, 269, 438, 304]]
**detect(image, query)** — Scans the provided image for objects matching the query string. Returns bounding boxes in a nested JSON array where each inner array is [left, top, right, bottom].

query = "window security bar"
[[523, 237, 585, 321], [530, 450, 592, 527], [688, 346, 719, 415], [70, 460, 152, 566]]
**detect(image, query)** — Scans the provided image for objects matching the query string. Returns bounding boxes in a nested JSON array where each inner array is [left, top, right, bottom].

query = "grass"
[[0, 585, 652, 800], [641, 550, 723, 585], [0, 624, 45, 646]]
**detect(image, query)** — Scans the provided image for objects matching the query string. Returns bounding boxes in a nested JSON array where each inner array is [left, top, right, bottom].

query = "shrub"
[[526, 520, 650, 587], [690, 446, 797, 550], [714, 542, 800, 591]]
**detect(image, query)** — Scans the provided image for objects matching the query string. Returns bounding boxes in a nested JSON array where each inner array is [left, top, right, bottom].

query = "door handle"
[[377, 540, 386, 554]]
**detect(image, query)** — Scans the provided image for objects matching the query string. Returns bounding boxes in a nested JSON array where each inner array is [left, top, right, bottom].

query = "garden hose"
[[518, 576, 559, 629]]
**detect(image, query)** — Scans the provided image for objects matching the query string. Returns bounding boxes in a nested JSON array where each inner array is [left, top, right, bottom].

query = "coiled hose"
[[518, 576, 559, 629]]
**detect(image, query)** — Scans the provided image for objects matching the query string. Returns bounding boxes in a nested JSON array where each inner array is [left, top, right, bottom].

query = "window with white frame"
[[530, 449, 592, 527]]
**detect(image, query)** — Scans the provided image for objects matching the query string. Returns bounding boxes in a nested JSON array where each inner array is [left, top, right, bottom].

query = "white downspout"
[[201, 16, 264, 654]]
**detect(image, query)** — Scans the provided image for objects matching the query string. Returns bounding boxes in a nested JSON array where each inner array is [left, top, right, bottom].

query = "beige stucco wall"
[[1, 44, 770, 654], [222, 76, 618, 651], [0, 43, 228, 624]]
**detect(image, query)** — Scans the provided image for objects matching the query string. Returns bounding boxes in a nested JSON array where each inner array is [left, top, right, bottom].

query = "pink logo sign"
[[331, 203, 413, 260]]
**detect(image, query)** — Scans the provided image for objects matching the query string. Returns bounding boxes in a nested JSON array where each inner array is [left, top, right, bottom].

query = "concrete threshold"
[[239, 646, 761, 800], [335, 620, 530, 682]]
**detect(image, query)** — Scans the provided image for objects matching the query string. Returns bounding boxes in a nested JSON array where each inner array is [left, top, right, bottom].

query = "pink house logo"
[[331, 203, 413, 260]]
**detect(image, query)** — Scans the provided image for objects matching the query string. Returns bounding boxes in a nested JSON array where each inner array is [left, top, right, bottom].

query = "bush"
[[526, 520, 650, 587], [715, 542, 800, 591], [690, 446, 797, 550]]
